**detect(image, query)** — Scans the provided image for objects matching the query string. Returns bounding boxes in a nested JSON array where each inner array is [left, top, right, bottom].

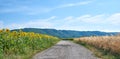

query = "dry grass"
[[74, 35, 120, 59]]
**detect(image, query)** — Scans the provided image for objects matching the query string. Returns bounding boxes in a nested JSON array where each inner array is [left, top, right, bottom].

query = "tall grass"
[[74, 35, 120, 59], [0, 29, 60, 59]]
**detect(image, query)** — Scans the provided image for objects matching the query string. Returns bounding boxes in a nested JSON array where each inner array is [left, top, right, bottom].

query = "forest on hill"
[[12, 28, 118, 38]]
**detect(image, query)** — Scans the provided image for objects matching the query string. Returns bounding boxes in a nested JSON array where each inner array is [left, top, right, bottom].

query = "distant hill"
[[12, 28, 118, 38]]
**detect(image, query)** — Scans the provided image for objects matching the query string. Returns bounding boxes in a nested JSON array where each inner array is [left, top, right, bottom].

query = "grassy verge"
[[74, 40, 120, 59]]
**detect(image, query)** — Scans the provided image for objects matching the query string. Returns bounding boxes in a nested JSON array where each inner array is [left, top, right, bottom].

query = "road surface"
[[33, 40, 98, 59]]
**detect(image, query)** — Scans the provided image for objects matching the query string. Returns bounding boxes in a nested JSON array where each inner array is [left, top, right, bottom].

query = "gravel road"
[[33, 40, 99, 59]]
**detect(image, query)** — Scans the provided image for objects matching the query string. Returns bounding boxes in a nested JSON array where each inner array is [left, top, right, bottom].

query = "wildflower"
[[12, 31, 17, 36], [0, 29, 3, 33], [5, 28, 10, 32]]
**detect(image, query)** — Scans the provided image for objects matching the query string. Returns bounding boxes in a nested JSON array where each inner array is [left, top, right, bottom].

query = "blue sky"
[[0, 0, 120, 32]]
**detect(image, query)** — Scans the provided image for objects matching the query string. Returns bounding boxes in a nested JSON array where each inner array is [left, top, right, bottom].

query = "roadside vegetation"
[[74, 35, 120, 59], [62, 38, 73, 41], [0, 29, 60, 59]]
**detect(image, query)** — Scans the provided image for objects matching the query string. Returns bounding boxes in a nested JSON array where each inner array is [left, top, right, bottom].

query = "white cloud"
[[5, 16, 56, 29], [57, 1, 92, 8], [26, 1, 92, 15], [62, 13, 120, 25], [0, 21, 4, 29], [54, 13, 120, 31], [0, 6, 28, 13], [79, 1, 93, 5], [76, 14, 106, 23], [25, 7, 52, 15], [59, 14, 106, 25], [46, 16, 57, 21], [106, 13, 120, 25], [64, 16, 74, 20], [0, 6, 52, 15], [0, 1, 93, 15], [2, 13, 120, 32], [8, 21, 53, 29]]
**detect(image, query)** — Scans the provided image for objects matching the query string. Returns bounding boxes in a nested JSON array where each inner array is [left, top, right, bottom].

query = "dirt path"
[[33, 40, 98, 59]]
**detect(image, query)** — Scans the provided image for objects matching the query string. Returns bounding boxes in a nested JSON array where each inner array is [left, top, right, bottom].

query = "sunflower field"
[[0, 29, 60, 59]]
